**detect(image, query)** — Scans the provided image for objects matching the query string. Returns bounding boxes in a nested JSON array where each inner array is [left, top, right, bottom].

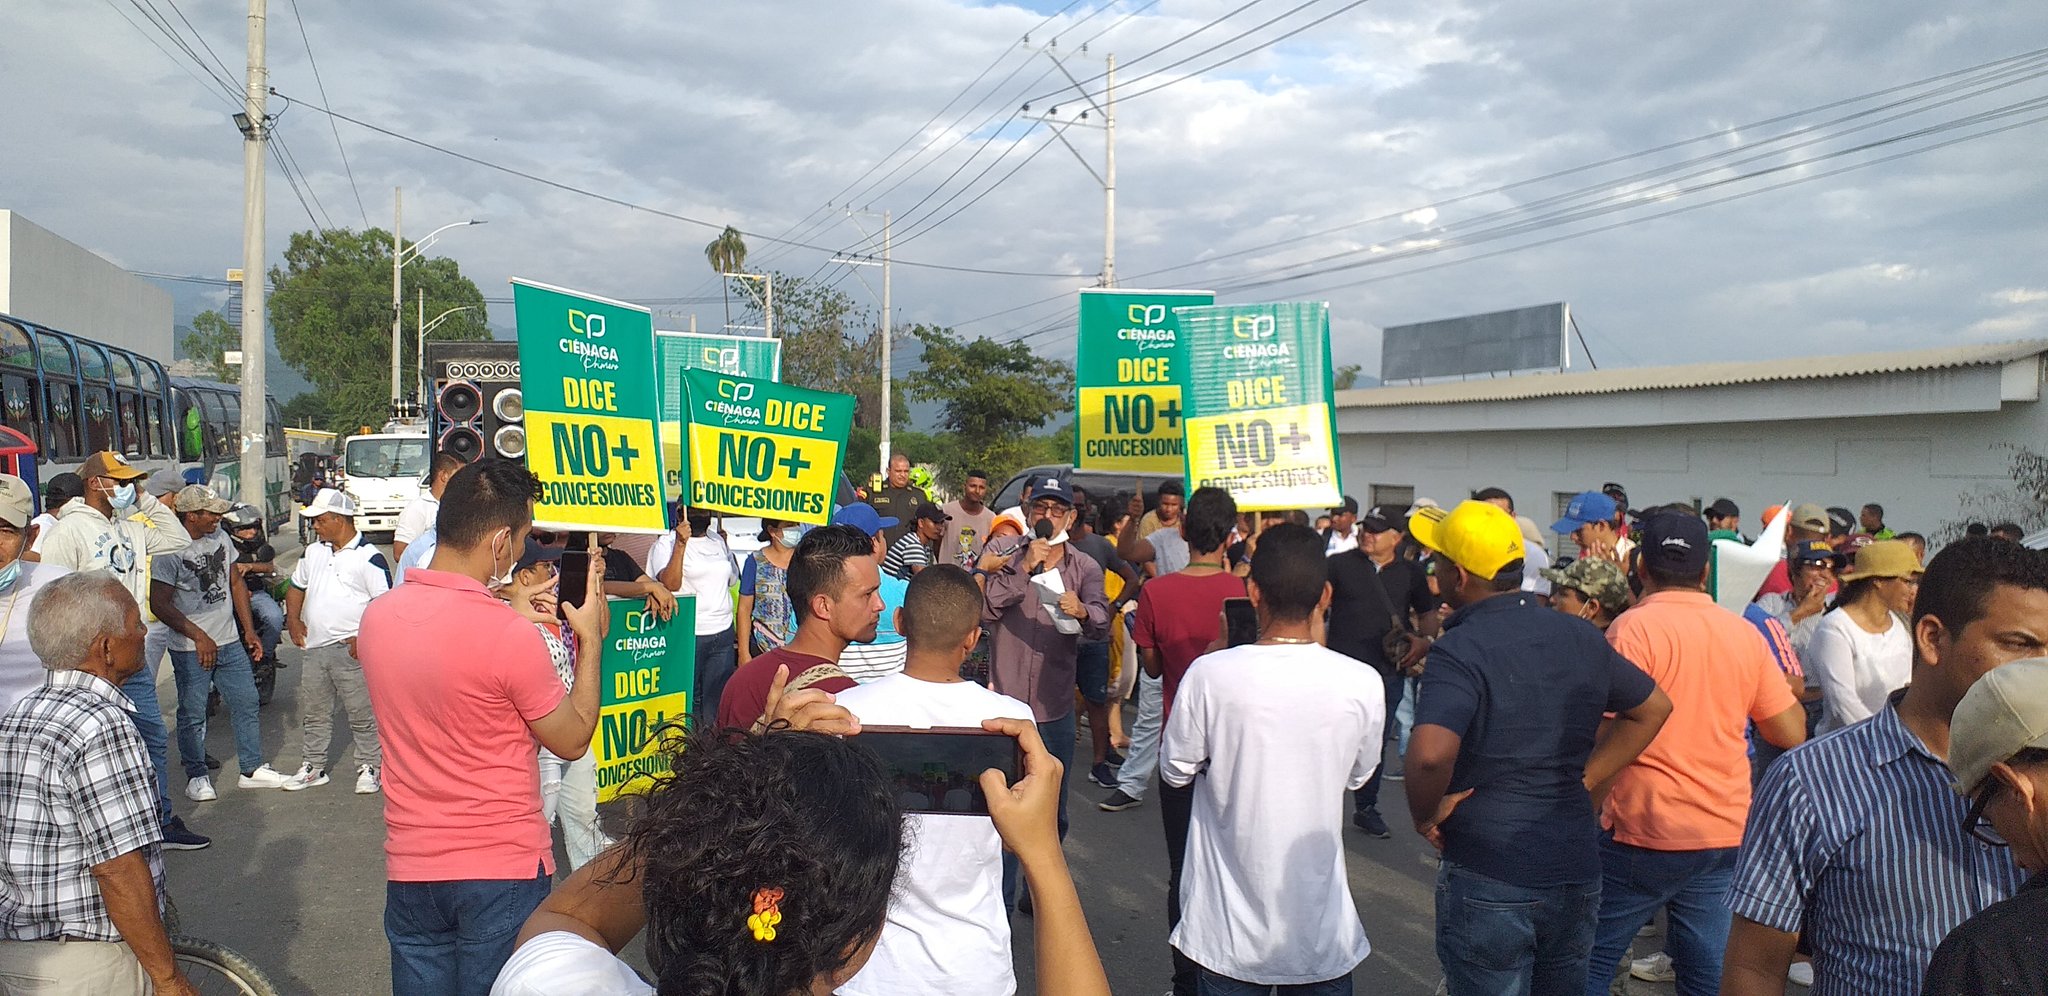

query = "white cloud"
[[0, 0, 2043, 388]]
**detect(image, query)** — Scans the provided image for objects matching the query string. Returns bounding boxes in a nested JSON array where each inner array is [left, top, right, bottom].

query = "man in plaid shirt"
[[0, 571, 196, 995]]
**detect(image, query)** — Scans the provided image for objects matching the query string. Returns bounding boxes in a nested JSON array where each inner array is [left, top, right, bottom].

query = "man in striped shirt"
[[1724, 537, 2048, 996]]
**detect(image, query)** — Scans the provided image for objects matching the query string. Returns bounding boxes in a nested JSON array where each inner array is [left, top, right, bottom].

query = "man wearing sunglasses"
[[1723, 538, 2043, 996], [1923, 658, 2048, 994]]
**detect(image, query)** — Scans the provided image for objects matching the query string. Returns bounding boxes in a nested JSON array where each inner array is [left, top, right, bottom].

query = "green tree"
[[177, 310, 241, 383], [903, 324, 1073, 488], [705, 226, 748, 328], [267, 227, 489, 434], [1334, 363, 1362, 390]]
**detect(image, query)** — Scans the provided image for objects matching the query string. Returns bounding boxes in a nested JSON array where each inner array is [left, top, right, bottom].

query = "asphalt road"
[[155, 532, 1722, 994]]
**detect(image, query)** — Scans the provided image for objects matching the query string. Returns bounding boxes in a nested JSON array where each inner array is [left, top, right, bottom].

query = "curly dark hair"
[[628, 729, 903, 996]]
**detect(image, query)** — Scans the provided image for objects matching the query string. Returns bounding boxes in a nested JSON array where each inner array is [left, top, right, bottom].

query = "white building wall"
[[0, 210, 173, 361], [1337, 394, 2048, 546]]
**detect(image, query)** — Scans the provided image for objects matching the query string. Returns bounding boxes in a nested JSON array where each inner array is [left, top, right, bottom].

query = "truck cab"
[[338, 431, 430, 539]]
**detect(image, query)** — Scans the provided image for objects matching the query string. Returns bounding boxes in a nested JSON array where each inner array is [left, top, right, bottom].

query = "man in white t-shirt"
[[392, 451, 463, 564], [1324, 495, 1361, 556], [836, 565, 1036, 996], [1161, 523, 1385, 991]]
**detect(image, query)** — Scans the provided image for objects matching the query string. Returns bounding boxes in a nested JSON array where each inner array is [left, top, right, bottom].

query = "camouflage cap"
[[1541, 557, 1631, 614]]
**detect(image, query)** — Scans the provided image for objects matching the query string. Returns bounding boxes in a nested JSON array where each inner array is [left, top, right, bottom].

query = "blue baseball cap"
[[1550, 491, 1619, 535], [831, 502, 898, 538], [1025, 475, 1074, 506]]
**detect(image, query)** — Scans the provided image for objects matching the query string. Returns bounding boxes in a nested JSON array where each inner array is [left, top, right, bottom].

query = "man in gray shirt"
[[152, 486, 288, 803]]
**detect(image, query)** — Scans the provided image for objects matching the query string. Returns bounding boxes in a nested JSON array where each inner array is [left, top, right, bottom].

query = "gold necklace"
[[1258, 636, 1316, 645]]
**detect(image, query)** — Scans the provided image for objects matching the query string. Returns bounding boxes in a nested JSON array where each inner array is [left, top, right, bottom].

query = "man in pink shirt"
[[357, 459, 608, 996]]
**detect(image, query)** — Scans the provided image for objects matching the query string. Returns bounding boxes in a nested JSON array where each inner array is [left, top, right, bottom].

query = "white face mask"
[[778, 527, 803, 548], [488, 528, 515, 587]]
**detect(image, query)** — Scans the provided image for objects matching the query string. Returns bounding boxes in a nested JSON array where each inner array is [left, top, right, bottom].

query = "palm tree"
[[705, 226, 748, 329]]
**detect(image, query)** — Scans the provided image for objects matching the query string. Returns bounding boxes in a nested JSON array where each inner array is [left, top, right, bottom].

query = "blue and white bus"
[[0, 311, 289, 526]]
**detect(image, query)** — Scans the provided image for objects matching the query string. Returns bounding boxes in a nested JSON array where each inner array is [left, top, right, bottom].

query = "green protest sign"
[[591, 596, 695, 803], [656, 332, 784, 502], [1175, 301, 1342, 510], [512, 279, 668, 533], [676, 368, 854, 525], [1074, 288, 1214, 474]]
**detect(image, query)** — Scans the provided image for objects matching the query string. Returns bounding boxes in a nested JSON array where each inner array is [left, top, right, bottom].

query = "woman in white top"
[[647, 504, 738, 728], [1802, 540, 1923, 732]]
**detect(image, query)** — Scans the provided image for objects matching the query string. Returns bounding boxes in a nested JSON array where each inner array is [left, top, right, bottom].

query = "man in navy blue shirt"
[[1404, 500, 1673, 996]]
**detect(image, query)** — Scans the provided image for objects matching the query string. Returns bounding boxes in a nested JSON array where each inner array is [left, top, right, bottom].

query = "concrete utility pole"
[[879, 210, 892, 480], [390, 186, 403, 409], [1103, 53, 1116, 288], [237, 0, 268, 510], [1028, 51, 1118, 287], [830, 209, 893, 480]]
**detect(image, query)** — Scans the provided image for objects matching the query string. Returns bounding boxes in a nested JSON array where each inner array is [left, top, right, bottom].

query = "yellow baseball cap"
[[1407, 500, 1527, 581]]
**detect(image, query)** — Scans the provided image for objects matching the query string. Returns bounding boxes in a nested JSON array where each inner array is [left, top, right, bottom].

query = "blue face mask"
[[779, 527, 803, 548], [109, 484, 137, 510], [0, 559, 20, 591]]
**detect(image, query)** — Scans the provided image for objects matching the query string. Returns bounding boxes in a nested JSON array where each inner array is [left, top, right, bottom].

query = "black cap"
[[1330, 495, 1359, 516], [1705, 498, 1740, 519], [1826, 506, 1856, 536], [1358, 504, 1405, 534], [1640, 512, 1710, 575], [515, 538, 564, 572], [913, 501, 950, 523]]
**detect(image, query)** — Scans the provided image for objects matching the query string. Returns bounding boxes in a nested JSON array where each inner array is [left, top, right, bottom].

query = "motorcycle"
[[212, 505, 284, 708]]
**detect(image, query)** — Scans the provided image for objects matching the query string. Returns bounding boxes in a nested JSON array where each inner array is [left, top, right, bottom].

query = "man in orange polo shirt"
[[1582, 512, 1809, 996]]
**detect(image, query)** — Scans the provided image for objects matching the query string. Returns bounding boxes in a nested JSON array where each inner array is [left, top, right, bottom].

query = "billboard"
[[1074, 288, 1215, 474], [1379, 302, 1567, 382]]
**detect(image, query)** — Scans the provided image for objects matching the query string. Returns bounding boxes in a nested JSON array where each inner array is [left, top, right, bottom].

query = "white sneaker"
[[1788, 961, 1814, 987], [355, 765, 380, 795], [185, 776, 216, 802], [1629, 952, 1675, 983], [237, 764, 291, 789], [281, 764, 329, 791]]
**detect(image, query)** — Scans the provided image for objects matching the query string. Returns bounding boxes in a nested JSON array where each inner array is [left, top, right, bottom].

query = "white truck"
[[338, 430, 431, 538]]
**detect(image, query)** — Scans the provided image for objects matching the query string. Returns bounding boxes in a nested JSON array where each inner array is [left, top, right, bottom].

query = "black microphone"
[[1030, 519, 1055, 573]]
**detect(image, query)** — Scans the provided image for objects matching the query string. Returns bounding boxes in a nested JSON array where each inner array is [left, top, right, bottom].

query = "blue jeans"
[[1436, 859, 1600, 996], [386, 866, 551, 996], [1003, 709, 1076, 908], [247, 591, 283, 664], [170, 643, 265, 778], [1581, 839, 1737, 996], [1196, 967, 1353, 995], [119, 659, 172, 824], [693, 627, 737, 731]]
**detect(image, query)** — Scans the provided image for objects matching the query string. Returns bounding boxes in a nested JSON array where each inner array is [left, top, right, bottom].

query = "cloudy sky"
[[6, 0, 2047, 396]]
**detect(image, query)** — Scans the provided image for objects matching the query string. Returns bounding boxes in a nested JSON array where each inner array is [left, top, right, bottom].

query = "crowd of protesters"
[[2, 447, 2046, 996]]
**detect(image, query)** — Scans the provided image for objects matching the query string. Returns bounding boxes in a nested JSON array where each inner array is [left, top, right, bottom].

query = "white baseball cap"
[[298, 487, 358, 519]]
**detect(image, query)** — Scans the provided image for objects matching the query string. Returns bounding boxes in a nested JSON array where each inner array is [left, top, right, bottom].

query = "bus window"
[[1, 374, 37, 439], [197, 392, 227, 460], [109, 351, 139, 388], [82, 385, 114, 453], [117, 392, 143, 456], [265, 399, 285, 458], [34, 332, 73, 378], [221, 392, 242, 454], [44, 382, 80, 460], [149, 398, 168, 459], [0, 322, 34, 372], [76, 342, 110, 384]]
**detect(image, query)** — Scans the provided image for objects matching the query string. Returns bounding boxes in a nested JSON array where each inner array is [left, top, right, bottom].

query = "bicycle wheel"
[[171, 935, 281, 996]]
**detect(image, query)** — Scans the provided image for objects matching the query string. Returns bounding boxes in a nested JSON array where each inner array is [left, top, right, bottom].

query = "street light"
[[416, 301, 479, 401], [389, 186, 484, 409]]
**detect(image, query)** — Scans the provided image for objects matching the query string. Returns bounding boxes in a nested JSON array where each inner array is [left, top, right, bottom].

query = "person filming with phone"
[[832, 565, 1037, 995], [357, 458, 611, 996]]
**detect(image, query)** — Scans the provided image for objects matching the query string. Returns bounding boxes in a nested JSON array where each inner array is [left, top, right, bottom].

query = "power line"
[[147, 0, 242, 96], [98, 0, 239, 108], [1211, 88, 2048, 293], [285, 0, 368, 225], [949, 44, 2048, 331], [1089, 0, 1377, 107], [116, 0, 241, 102], [273, 90, 1083, 278], [1020, 0, 1270, 106]]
